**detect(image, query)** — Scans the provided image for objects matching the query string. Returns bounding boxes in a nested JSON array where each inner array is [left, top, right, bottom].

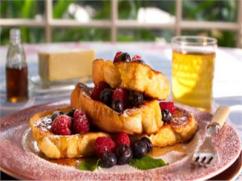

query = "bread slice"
[[29, 106, 108, 159], [71, 83, 198, 147], [148, 107, 198, 147], [92, 59, 170, 99], [71, 83, 163, 135]]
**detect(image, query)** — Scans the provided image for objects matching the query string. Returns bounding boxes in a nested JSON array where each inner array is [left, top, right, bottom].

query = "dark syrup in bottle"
[[6, 66, 28, 103]]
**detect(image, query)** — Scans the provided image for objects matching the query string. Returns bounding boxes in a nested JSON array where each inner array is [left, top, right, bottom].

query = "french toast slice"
[[148, 107, 198, 147], [71, 83, 198, 147], [92, 59, 170, 99], [29, 106, 108, 159], [71, 83, 163, 134]]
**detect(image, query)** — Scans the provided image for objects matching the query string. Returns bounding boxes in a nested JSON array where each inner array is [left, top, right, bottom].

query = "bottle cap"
[[10, 28, 21, 42]]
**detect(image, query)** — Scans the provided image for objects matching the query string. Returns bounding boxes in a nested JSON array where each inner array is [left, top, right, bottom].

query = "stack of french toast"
[[30, 52, 197, 163]]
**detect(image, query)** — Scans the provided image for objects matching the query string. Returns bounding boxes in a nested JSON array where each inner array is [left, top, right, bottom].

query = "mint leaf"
[[79, 158, 99, 171], [129, 156, 166, 170]]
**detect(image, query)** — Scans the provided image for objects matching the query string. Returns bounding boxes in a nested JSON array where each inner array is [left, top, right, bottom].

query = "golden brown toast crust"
[[149, 107, 198, 147], [71, 83, 163, 134], [29, 107, 108, 159], [71, 83, 198, 148], [92, 59, 170, 99]]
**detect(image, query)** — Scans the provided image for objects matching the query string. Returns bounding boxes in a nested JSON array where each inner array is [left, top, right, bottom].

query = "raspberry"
[[112, 88, 126, 102], [132, 55, 142, 61], [73, 109, 85, 119], [51, 115, 72, 135], [95, 137, 116, 157], [113, 51, 123, 63], [91, 82, 110, 100], [72, 111, 90, 134], [159, 101, 175, 113], [115, 132, 130, 146]]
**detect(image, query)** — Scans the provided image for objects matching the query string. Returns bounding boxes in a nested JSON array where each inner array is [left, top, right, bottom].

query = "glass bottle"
[[6, 28, 29, 103]]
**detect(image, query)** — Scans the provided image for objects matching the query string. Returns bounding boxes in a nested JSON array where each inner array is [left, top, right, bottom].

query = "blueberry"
[[162, 109, 172, 123], [129, 135, 139, 145], [99, 88, 113, 106], [132, 140, 148, 158], [67, 109, 75, 117], [100, 152, 117, 168], [112, 100, 124, 113], [51, 111, 61, 121], [115, 144, 133, 165], [128, 91, 144, 107], [140, 137, 152, 152], [120, 52, 131, 62]]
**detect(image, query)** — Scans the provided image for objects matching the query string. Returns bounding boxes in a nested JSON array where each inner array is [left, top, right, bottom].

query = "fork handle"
[[211, 106, 230, 127]]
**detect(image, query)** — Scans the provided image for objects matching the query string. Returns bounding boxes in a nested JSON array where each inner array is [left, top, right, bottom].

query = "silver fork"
[[192, 106, 230, 167]]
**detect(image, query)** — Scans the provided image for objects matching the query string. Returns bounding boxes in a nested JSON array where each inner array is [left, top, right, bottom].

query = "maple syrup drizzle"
[[149, 144, 186, 157]]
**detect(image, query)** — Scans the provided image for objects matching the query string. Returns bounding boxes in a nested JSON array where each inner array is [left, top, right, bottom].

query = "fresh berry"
[[162, 109, 172, 123], [51, 115, 72, 135], [73, 109, 85, 119], [51, 111, 61, 121], [132, 140, 148, 158], [113, 51, 123, 63], [112, 88, 126, 102], [67, 109, 75, 117], [159, 101, 175, 113], [114, 52, 131, 63], [132, 55, 144, 63], [128, 91, 144, 107], [115, 132, 130, 146], [112, 100, 124, 113], [129, 135, 139, 145], [115, 144, 133, 165], [140, 137, 152, 152], [120, 52, 131, 62], [95, 137, 116, 157], [99, 88, 113, 106], [100, 152, 117, 168], [132, 55, 142, 61], [72, 112, 90, 134], [91, 82, 110, 100]]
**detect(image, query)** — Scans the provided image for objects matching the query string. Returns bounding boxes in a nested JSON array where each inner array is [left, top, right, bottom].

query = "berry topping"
[[72, 111, 90, 134], [91, 81, 110, 100], [73, 109, 85, 119], [120, 52, 131, 62], [162, 109, 172, 123], [99, 88, 113, 106], [131, 55, 144, 63], [112, 88, 126, 102], [132, 139, 148, 158], [140, 137, 152, 152], [132, 55, 142, 61], [113, 51, 123, 63], [115, 132, 130, 146], [51, 111, 62, 121], [100, 152, 117, 168], [159, 101, 175, 113], [115, 144, 133, 165], [95, 137, 116, 157], [51, 115, 72, 135], [112, 100, 124, 113], [128, 91, 144, 107], [114, 52, 131, 63]]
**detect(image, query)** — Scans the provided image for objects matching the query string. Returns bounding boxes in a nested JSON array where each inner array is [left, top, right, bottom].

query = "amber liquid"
[[6, 66, 29, 103], [172, 50, 215, 111]]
